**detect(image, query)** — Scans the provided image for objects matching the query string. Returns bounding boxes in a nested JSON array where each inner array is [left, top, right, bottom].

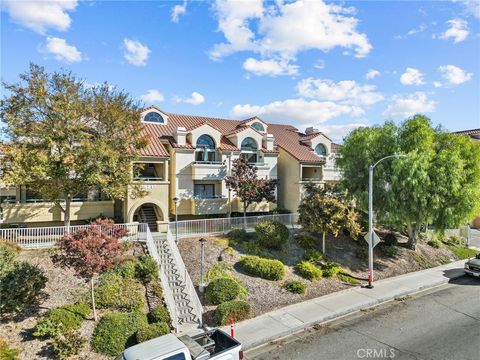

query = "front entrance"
[[133, 203, 163, 232]]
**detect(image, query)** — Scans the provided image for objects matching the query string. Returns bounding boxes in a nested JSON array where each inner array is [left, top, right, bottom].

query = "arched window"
[[315, 144, 327, 157], [251, 122, 265, 132], [241, 137, 258, 163], [196, 135, 216, 162], [144, 112, 164, 123]]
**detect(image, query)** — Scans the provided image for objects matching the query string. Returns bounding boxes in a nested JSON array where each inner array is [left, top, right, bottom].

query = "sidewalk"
[[222, 260, 467, 351]]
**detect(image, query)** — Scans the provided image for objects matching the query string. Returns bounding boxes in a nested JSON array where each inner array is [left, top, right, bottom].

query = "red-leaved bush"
[[52, 219, 126, 320]]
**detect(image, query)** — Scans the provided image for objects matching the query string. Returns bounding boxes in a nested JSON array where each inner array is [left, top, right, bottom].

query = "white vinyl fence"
[[0, 223, 148, 249], [169, 213, 299, 240]]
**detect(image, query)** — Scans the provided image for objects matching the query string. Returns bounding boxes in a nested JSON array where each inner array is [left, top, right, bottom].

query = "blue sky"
[[1, 0, 479, 141]]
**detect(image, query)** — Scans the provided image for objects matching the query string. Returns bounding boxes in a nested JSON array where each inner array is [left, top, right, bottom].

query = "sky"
[[1, 0, 479, 142]]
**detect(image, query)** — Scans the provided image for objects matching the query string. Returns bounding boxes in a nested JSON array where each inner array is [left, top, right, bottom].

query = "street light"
[[199, 238, 207, 293], [173, 197, 179, 244], [367, 153, 406, 288]]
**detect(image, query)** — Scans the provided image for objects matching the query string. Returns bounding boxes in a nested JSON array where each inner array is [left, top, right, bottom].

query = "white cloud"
[[297, 78, 384, 106], [313, 60, 326, 69], [231, 98, 364, 124], [458, 0, 480, 19], [395, 24, 427, 39], [433, 81, 443, 88], [171, 1, 187, 23], [2, 0, 77, 34], [140, 89, 164, 103], [365, 69, 380, 80], [175, 92, 205, 105], [318, 123, 367, 142], [123, 38, 150, 66], [439, 19, 469, 43], [383, 92, 436, 118], [243, 57, 299, 76], [438, 65, 473, 84], [210, 0, 372, 60], [400, 68, 425, 86], [44, 37, 82, 63]]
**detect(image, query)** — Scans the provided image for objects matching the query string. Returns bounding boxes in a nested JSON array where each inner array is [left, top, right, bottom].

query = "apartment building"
[[0, 106, 341, 229]]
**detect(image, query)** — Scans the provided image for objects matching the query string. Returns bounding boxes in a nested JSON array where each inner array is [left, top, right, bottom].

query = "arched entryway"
[[132, 203, 163, 232]]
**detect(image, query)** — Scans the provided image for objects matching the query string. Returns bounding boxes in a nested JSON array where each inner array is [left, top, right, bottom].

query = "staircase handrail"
[[166, 228, 203, 326], [144, 225, 179, 331]]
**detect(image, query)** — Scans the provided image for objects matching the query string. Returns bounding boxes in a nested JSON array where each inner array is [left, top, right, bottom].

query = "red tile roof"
[[140, 109, 328, 161], [454, 128, 480, 136]]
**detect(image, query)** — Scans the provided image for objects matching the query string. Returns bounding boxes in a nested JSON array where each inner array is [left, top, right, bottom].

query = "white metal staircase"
[[139, 205, 158, 232], [144, 226, 203, 333]]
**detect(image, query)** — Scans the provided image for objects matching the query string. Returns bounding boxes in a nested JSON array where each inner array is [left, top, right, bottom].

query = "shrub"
[[255, 220, 289, 250], [206, 262, 235, 282], [214, 300, 252, 326], [238, 256, 285, 281], [0, 336, 19, 360], [283, 280, 307, 294], [337, 272, 360, 285], [0, 241, 20, 278], [52, 331, 85, 360], [322, 262, 342, 278], [295, 261, 322, 281], [91, 311, 148, 356], [148, 306, 171, 324], [382, 245, 399, 258], [136, 322, 170, 343], [303, 249, 323, 265], [111, 259, 140, 279], [0, 262, 47, 315], [448, 246, 477, 260], [150, 282, 163, 299], [34, 303, 90, 338], [95, 272, 145, 311], [294, 232, 317, 249], [226, 229, 249, 242], [384, 233, 398, 246], [206, 278, 243, 305], [136, 256, 159, 283], [427, 239, 442, 248]]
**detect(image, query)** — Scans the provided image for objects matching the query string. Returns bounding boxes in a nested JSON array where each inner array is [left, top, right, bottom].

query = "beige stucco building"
[[0, 106, 341, 229]]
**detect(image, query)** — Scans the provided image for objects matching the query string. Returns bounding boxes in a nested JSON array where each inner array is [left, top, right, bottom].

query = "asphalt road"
[[247, 276, 480, 360]]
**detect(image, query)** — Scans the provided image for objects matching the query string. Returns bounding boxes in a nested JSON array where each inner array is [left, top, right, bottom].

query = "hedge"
[[237, 256, 285, 281], [136, 322, 170, 343], [148, 306, 171, 324], [91, 311, 148, 356], [214, 300, 252, 326], [255, 220, 289, 250], [95, 272, 145, 311], [206, 278, 243, 305], [295, 261, 323, 281]]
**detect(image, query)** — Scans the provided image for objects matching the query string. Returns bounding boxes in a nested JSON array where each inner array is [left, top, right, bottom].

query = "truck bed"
[[179, 329, 241, 360]]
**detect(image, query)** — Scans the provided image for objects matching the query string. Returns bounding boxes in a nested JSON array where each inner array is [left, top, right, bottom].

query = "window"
[[241, 137, 257, 151], [251, 122, 265, 132], [315, 144, 327, 157], [195, 135, 216, 162], [164, 353, 186, 360], [144, 112, 164, 123], [194, 184, 215, 199]]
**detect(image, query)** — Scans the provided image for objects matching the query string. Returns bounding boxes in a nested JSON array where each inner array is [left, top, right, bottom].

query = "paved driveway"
[[470, 229, 480, 249]]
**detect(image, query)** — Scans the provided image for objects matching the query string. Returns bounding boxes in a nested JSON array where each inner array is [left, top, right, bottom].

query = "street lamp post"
[[367, 154, 406, 289], [173, 197, 179, 244], [199, 238, 207, 293]]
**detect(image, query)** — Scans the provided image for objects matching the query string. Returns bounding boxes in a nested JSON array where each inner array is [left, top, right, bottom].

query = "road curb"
[[226, 260, 467, 351]]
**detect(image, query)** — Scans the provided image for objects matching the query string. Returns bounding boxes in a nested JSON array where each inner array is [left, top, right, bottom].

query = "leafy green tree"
[[337, 115, 480, 249], [298, 184, 361, 254], [0, 64, 149, 226], [225, 156, 278, 218]]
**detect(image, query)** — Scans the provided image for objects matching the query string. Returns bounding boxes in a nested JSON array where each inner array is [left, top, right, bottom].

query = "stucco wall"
[[277, 148, 301, 212]]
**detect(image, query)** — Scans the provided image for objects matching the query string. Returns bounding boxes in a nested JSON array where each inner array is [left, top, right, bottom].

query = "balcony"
[[191, 161, 227, 180], [301, 166, 322, 183], [252, 162, 271, 178], [193, 196, 228, 215]]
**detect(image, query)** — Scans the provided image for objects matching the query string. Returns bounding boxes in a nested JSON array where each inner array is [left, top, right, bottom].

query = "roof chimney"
[[305, 127, 318, 135], [174, 127, 187, 146], [263, 134, 275, 151]]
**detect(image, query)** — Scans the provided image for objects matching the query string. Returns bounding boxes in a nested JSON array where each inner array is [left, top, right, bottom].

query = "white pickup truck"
[[115, 329, 243, 360]]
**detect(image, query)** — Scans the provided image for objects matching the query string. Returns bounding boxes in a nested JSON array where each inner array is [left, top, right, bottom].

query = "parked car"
[[116, 329, 243, 360], [464, 253, 480, 277]]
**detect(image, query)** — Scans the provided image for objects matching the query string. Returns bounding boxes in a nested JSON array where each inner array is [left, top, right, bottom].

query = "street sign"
[[364, 230, 381, 248]]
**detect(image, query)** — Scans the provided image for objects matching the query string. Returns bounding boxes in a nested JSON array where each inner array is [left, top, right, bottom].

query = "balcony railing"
[[193, 161, 224, 165], [134, 176, 164, 182]]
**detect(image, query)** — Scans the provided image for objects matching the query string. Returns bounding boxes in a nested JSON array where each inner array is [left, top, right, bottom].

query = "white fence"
[[0, 223, 148, 249], [169, 213, 299, 240]]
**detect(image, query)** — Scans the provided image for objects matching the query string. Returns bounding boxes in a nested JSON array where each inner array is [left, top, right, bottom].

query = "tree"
[[298, 184, 361, 254], [337, 115, 480, 249], [52, 219, 126, 321], [225, 156, 278, 218], [0, 64, 149, 226]]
